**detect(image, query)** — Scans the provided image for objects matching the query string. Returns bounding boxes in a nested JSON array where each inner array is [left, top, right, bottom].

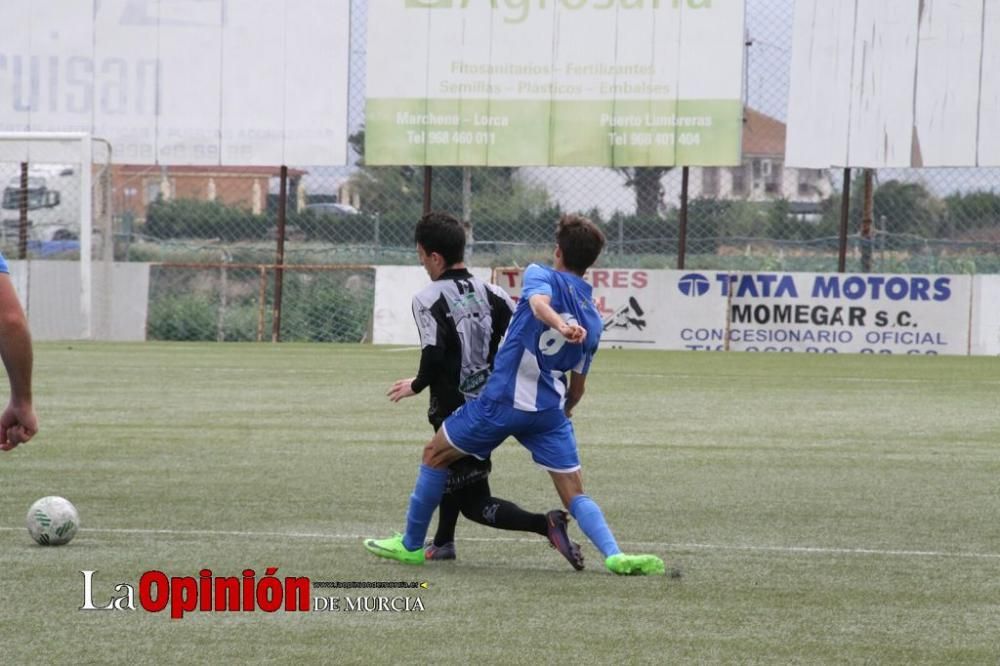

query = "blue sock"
[[402, 465, 449, 551], [569, 495, 621, 558]]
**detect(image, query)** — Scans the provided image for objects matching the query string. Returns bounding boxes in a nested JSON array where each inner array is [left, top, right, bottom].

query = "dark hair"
[[414, 211, 465, 266], [556, 214, 605, 273]]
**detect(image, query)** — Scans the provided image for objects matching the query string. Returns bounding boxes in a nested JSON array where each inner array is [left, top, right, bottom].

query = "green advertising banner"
[[366, 1, 745, 167]]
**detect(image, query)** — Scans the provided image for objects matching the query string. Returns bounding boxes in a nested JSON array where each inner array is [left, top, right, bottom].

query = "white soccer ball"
[[26, 496, 80, 546]]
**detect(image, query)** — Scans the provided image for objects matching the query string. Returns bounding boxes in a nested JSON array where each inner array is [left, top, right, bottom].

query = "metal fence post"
[[678, 166, 690, 269], [861, 169, 874, 273], [18, 162, 28, 259], [258, 266, 268, 342], [422, 166, 433, 215], [838, 168, 852, 272], [462, 166, 472, 258], [271, 165, 288, 343]]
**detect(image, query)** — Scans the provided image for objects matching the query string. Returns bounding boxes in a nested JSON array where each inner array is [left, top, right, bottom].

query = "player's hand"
[[0, 401, 38, 452], [559, 322, 587, 344], [387, 377, 417, 403]]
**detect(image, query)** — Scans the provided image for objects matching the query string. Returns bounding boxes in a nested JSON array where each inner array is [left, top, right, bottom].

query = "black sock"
[[455, 480, 548, 536], [432, 492, 460, 546]]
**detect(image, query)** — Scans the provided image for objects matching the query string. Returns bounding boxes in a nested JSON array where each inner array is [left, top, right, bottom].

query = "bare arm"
[[564, 372, 586, 418], [0, 274, 37, 451], [528, 294, 586, 344]]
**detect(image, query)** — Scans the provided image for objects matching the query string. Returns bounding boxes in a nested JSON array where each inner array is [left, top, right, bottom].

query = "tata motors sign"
[[482, 268, 975, 355], [366, 0, 745, 166], [673, 271, 971, 355], [0, 0, 350, 165]]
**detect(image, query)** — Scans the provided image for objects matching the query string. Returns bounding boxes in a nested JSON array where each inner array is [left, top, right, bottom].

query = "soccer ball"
[[26, 496, 80, 546]]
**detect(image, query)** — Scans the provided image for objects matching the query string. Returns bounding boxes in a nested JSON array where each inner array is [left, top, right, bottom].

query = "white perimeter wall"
[[8, 260, 149, 341], [787, 0, 1000, 168]]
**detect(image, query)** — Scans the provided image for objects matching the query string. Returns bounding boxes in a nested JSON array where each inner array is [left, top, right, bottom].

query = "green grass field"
[[1, 343, 998, 664]]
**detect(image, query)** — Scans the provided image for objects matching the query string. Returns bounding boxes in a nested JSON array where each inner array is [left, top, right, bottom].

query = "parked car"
[[299, 202, 368, 242], [265, 225, 306, 242], [304, 202, 359, 216]]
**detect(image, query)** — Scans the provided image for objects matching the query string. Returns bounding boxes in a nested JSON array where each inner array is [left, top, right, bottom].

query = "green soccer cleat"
[[605, 553, 666, 576], [364, 533, 425, 565]]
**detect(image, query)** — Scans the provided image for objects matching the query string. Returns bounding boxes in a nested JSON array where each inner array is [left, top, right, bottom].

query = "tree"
[[943, 190, 1000, 237], [346, 127, 553, 245], [818, 178, 943, 243], [871, 180, 942, 238], [616, 167, 672, 218], [347, 129, 424, 221]]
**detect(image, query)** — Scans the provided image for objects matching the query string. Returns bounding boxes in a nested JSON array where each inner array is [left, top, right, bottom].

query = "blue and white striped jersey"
[[482, 264, 601, 412]]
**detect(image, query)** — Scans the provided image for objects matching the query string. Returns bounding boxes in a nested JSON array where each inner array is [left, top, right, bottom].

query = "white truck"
[[0, 165, 80, 246]]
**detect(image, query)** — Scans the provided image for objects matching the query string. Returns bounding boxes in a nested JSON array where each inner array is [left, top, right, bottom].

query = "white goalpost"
[[0, 132, 100, 339]]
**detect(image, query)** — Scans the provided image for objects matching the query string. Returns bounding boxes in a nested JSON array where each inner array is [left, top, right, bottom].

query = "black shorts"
[[428, 395, 463, 433], [445, 456, 492, 494]]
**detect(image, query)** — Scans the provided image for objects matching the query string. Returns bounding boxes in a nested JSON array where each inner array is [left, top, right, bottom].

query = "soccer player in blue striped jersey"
[[387, 212, 583, 570], [365, 215, 665, 575]]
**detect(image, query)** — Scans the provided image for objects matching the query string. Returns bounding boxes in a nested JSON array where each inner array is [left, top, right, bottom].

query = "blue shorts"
[[441, 397, 580, 473]]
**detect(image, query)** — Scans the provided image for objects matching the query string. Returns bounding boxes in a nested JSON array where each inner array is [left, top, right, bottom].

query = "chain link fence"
[[147, 264, 374, 343], [5, 0, 999, 343]]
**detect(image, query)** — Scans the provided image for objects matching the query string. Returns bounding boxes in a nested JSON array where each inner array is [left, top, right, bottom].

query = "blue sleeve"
[[521, 264, 552, 301], [0, 250, 8, 274]]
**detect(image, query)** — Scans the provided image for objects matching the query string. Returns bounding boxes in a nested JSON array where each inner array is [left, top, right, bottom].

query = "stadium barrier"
[[10, 262, 999, 356], [9, 259, 148, 341]]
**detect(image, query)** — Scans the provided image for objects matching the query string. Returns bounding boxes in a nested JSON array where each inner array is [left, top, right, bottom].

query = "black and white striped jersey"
[[410, 268, 514, 428]]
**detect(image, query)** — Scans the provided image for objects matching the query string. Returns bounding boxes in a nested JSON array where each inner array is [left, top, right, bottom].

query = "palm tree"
[[617, 166, 672, 217]]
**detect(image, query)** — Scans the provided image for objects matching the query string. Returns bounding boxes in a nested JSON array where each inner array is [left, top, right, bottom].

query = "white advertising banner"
[[682, 270, 972, 355], [366, 1, 745, 167], [374, 266, 988, 355], [491, 267, 975, 355], [492, 266, 672, 348], [0, 0, 350, 165], [373, 266, 494, 345]]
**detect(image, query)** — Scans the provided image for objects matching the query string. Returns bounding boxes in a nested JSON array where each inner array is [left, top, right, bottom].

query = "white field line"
[[614, 373, 1000, 385], [2, 526, 998, 560]]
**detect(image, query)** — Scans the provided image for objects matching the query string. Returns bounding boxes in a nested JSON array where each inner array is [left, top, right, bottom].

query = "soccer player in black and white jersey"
[[386, 212, 583, 570]]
